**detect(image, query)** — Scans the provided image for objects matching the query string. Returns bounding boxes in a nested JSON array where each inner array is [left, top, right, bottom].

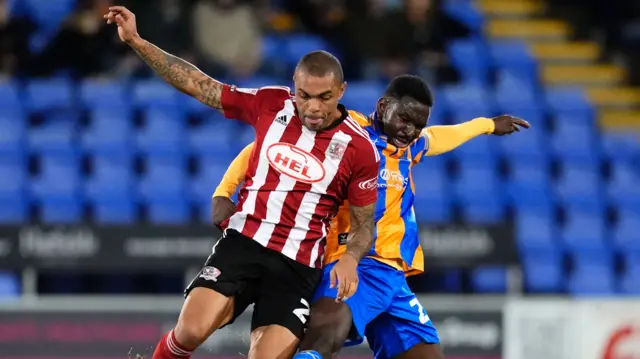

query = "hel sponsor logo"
[[267, 143, 326, 183], [199, 266, 221, 281], [358, 176, 378, 191]]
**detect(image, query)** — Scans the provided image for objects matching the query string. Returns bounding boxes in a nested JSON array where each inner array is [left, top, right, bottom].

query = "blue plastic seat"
[[24, 79, 75, 112], [189, 120, 238, 156], [498, 126, 549, 161], [607, 162, 640, 208], [522, 250, 563, 292], [28, 118, 76, 154], [138, 155, 187, 201], [284, 34, 332, 66], [132, 80, 180, 109], [0, 112, 27, 155], [619, 252, 640, 294], [82, 108, 134, 154], [0, 272, 20, 297], [80, 80, 130, 109], [451, 134, 498, 162], [544, 87, 594, 118], [506, 162, 553, 207], [31, 154, 80, 201], [461, 197, 505, 224], [341, 81, 385, 114], [551, 120, 600, 164], [568, 251, 615, 295], [561, 209, 608, 252], [453, 162, 500, 202], [0, 81, 22, 110], [490, 42, 537, 80], [555, 163, 603, 209], [494, 69, 541, 112], [191, 158, 234, 203], [471, 266, 507, 293], [612, 210, 640, 252], [412, 165, 452, 223], [516, 208, 558, 252], [137, 109, 186, 155], [147, 199, 190, 224], [601, 131, 640, 163], [442, 1, 484, 33], [447, 39, 490, 85], [85, 154, 135, 203], [0, 157, 27, 223], [441, 84, 495, 114]]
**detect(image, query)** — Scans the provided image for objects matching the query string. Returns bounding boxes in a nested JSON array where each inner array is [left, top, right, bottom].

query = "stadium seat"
[[0, 272, 20, 297], [0, 157, 28, 223], [28, 117, 77, 154], [31, 154, 81, 201], [544, 87, 594, 118], [442, 1, 484, 33], [612, 210, 640, 252], [561, 209, 608, 252], [132, 80, 180, 109], [554, 163, 604, 210], [551, 120, 600, 165], [412, 164, 453, 223], [447, 39, 490, 85], [516, 208, 558, 252], [498, 127, 549, 161], [93, 200, 137, 224], [489, 42, 538, 81], [619, 252, 640, 294], [0, 81, 22, 110], [341, 81, 385, 114], [471, 266, 507, 293], [607, 162, 640, 209], [453, 162, 500, 202], [461, 198, 505, 224], [568, 251, 615, 295], [136, 108, 187, 155], [24, 79, 75, 113], [188, 119, 238, 156], [441, 84, 495, 114], [283, 34, 332, 66], [601, 131, 640, 163], [85, 154, 135, 202], [147, 199, 190, 224], [522, 250, 564, 292], [82, 108, 134, 154], [0, 111, 27, 155], [506, 162, 553, 207], [191, 159, 229, 202], [79, 80, 130, 109], [138, 154, 187, 201], [451, 134, 498, 162], [494, 69, 542, 112]]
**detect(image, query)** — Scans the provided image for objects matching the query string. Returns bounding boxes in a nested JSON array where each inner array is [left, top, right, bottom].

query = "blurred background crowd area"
[[1, 0, 640, 297]]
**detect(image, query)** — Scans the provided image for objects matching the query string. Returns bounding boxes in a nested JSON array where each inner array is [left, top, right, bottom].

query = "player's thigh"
[[299, 297, 353, 353], [179, 231, 262, 346], [251, 252, 323, 340], [311, 257, 401, 347], [393, 343, 444, 359], [364, 292, 440, 359], [248, 325, 299, 359]]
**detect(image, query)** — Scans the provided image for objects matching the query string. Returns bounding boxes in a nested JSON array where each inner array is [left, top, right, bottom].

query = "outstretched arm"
[[424, 117, 495, 156], [104, 6, 223, 110]]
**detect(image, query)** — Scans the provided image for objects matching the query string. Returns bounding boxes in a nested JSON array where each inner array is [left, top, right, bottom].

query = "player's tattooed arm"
[[346, 202, 376, 261], [129, 37, 223, 110]]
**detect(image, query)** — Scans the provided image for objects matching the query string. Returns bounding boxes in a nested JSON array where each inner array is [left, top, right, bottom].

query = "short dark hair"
[[295, 50, 344, 83], [384, 75, 434, 106]]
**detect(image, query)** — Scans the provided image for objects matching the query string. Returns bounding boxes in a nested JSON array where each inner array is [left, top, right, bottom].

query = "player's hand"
[[330, 253, 359, 302], [103, 6, 139, 44], [491, 115, 530, 136], [212, 196, 236, 227]]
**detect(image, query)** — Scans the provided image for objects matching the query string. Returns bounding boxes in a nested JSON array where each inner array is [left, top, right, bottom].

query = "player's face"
[[378, 97, 430, 148], [293, 70, 346, 131]]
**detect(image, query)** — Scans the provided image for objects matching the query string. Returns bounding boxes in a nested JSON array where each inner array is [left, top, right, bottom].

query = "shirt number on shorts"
[[409, 298, 430, 324], [293, 298, 310, 324]]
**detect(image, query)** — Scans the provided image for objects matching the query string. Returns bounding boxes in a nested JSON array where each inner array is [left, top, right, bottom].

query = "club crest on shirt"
[[326, 141, 347, 161], [199, 266, 221, 281]]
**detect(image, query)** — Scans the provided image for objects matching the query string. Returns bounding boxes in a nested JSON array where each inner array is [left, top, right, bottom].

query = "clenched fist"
[[103, 6, 139, 43]]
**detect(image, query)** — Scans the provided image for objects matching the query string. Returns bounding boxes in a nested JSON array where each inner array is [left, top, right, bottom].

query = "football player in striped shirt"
[[213, 75, 529, 359]]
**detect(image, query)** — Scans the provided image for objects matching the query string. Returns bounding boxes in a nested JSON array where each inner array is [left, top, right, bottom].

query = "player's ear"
[[338, 81, 347, 99], [376, 97, 386, 114]]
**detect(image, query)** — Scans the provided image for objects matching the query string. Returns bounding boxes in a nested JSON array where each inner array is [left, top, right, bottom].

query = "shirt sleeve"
[[412, 117, 495, 164], [347, 142, 380, 207], [220, 85, 260, 126], [213, 142, 254, 198]]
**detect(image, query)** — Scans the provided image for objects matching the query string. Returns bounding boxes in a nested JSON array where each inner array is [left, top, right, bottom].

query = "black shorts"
[[185, 229, 322, 339]]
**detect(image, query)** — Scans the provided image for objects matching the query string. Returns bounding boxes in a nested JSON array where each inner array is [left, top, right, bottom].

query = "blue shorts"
[[313, 257, 440, 359]]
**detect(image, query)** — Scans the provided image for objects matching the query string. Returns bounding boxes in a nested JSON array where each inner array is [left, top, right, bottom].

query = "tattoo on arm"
[[346, 203, 376, 261], [131, 38, 223, 110]]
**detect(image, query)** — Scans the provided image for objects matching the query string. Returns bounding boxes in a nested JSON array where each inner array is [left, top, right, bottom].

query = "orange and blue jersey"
[[213, 109, 495, 276], [323, 110, 495, 276]]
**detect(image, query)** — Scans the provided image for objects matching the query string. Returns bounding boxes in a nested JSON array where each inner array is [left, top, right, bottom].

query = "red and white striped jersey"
[[220, 84, 380, 268]]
